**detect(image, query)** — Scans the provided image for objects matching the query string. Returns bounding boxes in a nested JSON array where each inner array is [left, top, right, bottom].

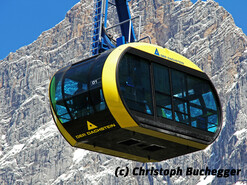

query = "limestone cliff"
[[0, 0, 246, 184]]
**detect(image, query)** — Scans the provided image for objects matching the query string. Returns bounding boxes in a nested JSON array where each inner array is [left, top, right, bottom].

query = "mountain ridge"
[[0, 0, 246, 184]]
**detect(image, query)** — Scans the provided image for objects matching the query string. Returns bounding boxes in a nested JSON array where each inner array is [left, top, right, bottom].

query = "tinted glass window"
[[171, 69, 190, 124], [172, 70, 187, 99], [50, 67, 72, 123], [62, 55, 108, 120], [89, 56, 107, 112], [119, 53, 153, 115], [50, 55, 109, 123], [153, 64, 172, 120], [63, 61, 94, 120], [187, 76, 218, 132], [118, 52, 220, 133], [170, 69, 219, 132]]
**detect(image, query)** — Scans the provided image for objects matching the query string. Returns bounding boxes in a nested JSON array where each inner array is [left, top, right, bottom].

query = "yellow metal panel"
[[102, 45, 138, 128], [132, 43, 202, 72]]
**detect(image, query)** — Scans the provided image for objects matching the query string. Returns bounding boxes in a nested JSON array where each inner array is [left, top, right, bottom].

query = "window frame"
[[49, 50, 112, 124], [118, 53, 154, 115], [116, 47, 222, 143]]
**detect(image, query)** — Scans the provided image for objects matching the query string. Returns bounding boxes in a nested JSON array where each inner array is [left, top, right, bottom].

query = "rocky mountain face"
[[0, 0, 246, 184]]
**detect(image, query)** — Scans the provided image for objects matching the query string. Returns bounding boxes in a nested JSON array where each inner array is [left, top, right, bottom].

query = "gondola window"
[[119, 53, 153, 115]]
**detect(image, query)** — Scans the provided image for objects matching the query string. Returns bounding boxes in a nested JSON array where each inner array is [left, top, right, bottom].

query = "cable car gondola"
[[49, 43, 222, 162]]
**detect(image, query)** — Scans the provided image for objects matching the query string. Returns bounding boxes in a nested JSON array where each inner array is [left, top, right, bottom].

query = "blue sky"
[[0, 0, 246, 60]]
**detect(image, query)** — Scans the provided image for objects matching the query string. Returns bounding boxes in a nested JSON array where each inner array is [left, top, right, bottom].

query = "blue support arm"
[[91, 0, 137, 55], [115, 0, 136, 43]]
